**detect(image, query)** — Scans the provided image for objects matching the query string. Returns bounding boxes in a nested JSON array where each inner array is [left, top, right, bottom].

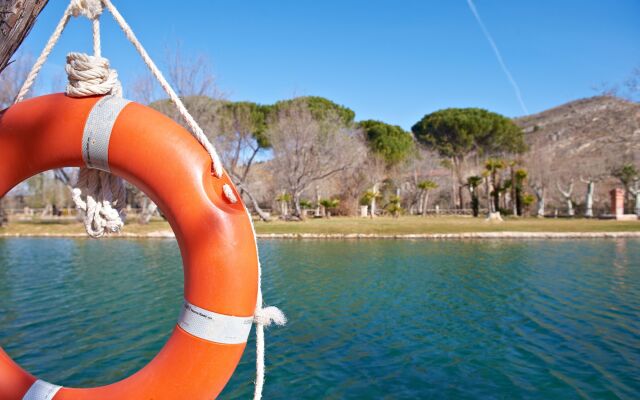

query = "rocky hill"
[[515, 96, 639, 211], [516, 96, 640, 175]]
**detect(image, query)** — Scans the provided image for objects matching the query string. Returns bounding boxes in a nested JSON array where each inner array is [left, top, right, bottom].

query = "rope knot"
[[254, 306, 287, 327], [66, 52, 122, 97], [70, 0, 103, 20], [71, 169, 127, 238]]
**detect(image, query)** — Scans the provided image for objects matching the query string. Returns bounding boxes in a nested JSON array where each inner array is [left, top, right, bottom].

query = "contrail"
[[466, 0, 529, 114]]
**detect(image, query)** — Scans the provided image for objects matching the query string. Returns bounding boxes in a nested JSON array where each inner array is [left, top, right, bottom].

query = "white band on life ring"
[[22, 380, 61, 400], [178, 301, 253, 345], [82, 95, 131, 172]]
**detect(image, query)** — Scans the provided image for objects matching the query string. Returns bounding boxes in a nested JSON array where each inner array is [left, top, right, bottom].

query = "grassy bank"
[[253, 216, 640, 235], [0, 216, 638, 237]]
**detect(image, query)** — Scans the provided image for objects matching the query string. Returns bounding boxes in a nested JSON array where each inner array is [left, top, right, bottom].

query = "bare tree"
[[149, 45, 222, 131], [336, 154, 381, 216], [580, 175, 597, 218], [127, 73, 161, 223], [166, 43, 219, 99], [623, 66, 639, 101], [527, 150, 552, 218], [133, 46, 224, 223], [0, 53, 32, 225], [593, 65, 640, 101], [531, 183, 545, 218], [212, 102, 272, 221], [268, 99, 364, 218], [399, 149, 440, 216], [137, 47, 274, 223], [0, 52, 30, 106], [364, 156, 388, 217], [128, 72, 157, 105], [556, 180, 574, 217]]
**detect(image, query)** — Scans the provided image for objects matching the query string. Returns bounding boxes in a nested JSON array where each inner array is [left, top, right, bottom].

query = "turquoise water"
[[0, 238, 639, 399]]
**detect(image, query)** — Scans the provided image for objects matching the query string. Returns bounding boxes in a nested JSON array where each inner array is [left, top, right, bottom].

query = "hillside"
[[516, 96, 640, 175], [515, 96, 640, 210]]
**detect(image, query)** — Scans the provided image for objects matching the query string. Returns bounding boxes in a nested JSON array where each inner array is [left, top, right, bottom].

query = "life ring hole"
[[0, 170, 185, 387]]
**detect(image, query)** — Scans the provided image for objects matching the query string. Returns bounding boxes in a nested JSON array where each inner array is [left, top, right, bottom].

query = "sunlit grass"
[[253, 216, 640, 234], [0, 216, 638, 236]]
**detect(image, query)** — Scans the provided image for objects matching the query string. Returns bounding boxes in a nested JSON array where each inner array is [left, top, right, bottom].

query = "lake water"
[[0, 238, 639, 399]]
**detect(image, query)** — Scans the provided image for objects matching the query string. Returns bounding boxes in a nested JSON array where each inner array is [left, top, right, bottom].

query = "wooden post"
[[0, 0, 49, 73]]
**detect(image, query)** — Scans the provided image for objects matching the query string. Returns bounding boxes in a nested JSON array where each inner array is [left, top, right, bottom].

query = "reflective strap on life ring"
[[178, 301, 253, 345], [82, 95, 131, 172], [22, 380, 61, 400]]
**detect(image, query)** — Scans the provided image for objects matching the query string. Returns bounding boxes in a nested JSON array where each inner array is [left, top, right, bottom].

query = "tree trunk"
[[314, 185, 321, 217], [423, 192, 431, 216], [293, 192, 303, 219], [630, 186, 640, 216], [484, 178, 492, 213], [566, 199, 574, 217], [139, 200, 158, 224], [556, 181, 574, 217], [0, 198, 6, 227], [515, 187, 523, 217], [240, 186, 271, 222], [370, 182, 379, 218], [470, 188, 479, 217], [584, 181, 594, 218], [0, 0, 48, 73], [534, 187, 545, 218], [452, 156, 467, 209], [510, 167, 517, 216], [280, 201, 288, 218]]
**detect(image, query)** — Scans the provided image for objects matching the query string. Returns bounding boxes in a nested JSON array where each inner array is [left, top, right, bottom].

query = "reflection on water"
[[0, 238, 639, 399]]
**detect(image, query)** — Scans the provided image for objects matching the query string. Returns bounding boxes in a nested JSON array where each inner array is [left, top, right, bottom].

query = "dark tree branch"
[[0, 0, 48, 73]]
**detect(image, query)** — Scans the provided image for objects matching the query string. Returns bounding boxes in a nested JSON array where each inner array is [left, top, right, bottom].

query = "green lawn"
[[0, 216, 638, 236], [253, 216, 640, 234]]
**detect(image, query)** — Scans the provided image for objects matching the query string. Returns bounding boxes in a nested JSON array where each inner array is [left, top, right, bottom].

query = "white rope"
[[246, 206, 287, 400], [71, 168, 126, 237], [70, 0, 103, 20], [14, 3, 73, 103], [66, 52, 122, 97], [67, 1, 125, 238], [14, 0, 126, 238], [15, 0, 284, 395], [101, 0, 224, 178]]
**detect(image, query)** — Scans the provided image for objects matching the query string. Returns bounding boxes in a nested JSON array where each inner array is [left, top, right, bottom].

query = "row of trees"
[[159, 92, 638, 220], [1, 50, 638, 223]]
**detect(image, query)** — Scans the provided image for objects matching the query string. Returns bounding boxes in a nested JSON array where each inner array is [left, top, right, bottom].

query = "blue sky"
[[17, 0, 640, 130]]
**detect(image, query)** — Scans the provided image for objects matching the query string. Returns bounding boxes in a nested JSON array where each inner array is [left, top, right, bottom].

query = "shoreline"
[[1, 231, 640, 240]]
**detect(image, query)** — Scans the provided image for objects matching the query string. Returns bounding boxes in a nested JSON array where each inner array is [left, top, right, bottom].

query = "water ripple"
[[0, 238, 638, 399]]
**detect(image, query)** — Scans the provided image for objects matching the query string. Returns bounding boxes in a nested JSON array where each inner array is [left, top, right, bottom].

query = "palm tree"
[[319, 198, 340, 218], [612, 163, 639, 213], [276, 192, 291, 218], [485, 158, 506, 214], [417, 180, 438, 216], [466, 176, 483, 217], [514, 168, 528, 216], [361, 190, 382, 218], [386, 195, 402, 218]]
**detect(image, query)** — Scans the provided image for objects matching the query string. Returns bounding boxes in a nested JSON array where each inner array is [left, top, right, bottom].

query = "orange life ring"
[[0, 93, 258, 399]]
